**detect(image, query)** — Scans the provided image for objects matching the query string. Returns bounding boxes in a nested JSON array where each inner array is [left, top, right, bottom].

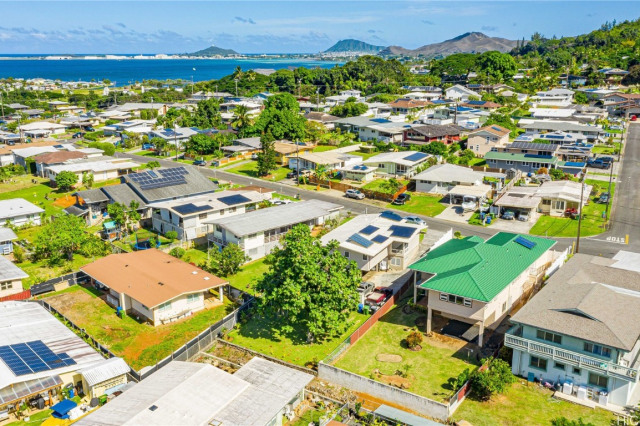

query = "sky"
[[0, 1, 639, 54]]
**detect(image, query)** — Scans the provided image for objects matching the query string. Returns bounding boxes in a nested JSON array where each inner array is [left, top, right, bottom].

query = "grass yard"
[[452, 382, 615, 426], [227, 258, 270, 294], [350, 151, 379, 161], [6, 396, 82, 426], [0, 176, 66, 217], [16, 250, 96, 289], [530, 179, 615, 238], [334, 299, 477, 402], [111, 228, 171, 252], [386, 192, 447, 217], [362, 179, 409, 194], [592, 143, 621, 155], [45, 285, 237, 370], [313, 145, 338, 152], [225, 161, 290, 181], [467, 158, 487, 167], [227, 311, 368, 366]]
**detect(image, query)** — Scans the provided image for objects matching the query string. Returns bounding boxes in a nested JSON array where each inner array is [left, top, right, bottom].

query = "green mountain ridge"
[[324, 39, 386, 53], [191, 45, 238, 56]]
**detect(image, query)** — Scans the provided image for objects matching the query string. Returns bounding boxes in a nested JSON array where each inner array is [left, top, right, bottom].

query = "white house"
[[207, 200, 343, 262], [507, 252, 640, 409], [321, 212, 425, 272], [0, 198, 44, 226], [150, 189, 272, 241], [445, 85, 481, 102], [412, 163, 505, 195], [81, 249, 228, 326], [18, 121, 67, 138], [45, 157, 140, 184], [363, 151, 431, 178], [531, 88, 574, 107], [288, 151, 362, 171]]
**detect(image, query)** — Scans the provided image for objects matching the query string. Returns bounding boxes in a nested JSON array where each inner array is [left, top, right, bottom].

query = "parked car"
[[587, 159, 611, 169], [357, 281, 375, 298], [598, 192, 610, 204], [251, 153, 258, 160], [286, 170, 298, 179], [272, 199, 292, 205], [84, 126, 95, 132], [501, 210, 515, 220], [632, 115, 637, 121], [72, 132, 84, 139], [365, 291, 387, 306], [345, 189, 365, 200], [193, 159, 207, 166], [517, 211, 530, 222], [142, 143, 155, 150], [375, 286, 393, 300], [404, 216, 426, 226], [599, 156, 614, 164], [299, 169, 312, 177], [392, 193, 411, 205]]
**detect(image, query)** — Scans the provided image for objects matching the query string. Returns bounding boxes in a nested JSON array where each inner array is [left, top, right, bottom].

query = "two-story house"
[[506, 252, 640, 409], [410, 232, 556, 346], [363, 151, 431, 178], [321, 211, 425, 272], [467, 125, 510, 156], [403, 124, 463, 146]]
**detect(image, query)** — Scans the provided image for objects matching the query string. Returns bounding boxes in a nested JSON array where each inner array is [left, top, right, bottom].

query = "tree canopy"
[[255, 225, 360, 341], [55, 171, 78, 191], [246, 93, 307, 141]]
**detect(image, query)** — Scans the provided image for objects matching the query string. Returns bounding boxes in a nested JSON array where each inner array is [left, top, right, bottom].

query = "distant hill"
[[379, 32, 519, 57], [191, 45, 238, 56], [324, 39, 386, 54]]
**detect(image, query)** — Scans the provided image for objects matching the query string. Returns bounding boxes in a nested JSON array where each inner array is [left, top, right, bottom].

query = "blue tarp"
[[51, 399, 77, 419]]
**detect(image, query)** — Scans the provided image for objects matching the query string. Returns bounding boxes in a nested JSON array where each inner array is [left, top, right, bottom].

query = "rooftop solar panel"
[[172, 203, 211, 215], [348, 233, 373, 248], [380, 211, 403, 222], [0, 340, 76, 377], [372, 235, 389, 244], [514, 236, 537, 249], [389, 225, 417, 238], [218, 194, 251, 206], [403, 152, 428, 162], [360, 225, 379, 235]]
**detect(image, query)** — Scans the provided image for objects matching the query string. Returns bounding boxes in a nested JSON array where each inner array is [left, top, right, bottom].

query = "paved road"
[[117, 146, 639, 258]]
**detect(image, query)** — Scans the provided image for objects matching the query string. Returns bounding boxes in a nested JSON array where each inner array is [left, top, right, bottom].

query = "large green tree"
[[476, 51, 518, 81], [208, 243, 250, 277], [246, 93, 307, 141], [255, 225, 360, 341], [330, 101, 368, 118], [256, 131, 278, 176], [33, 215, 108, 265], [55, 171, 78, 191]]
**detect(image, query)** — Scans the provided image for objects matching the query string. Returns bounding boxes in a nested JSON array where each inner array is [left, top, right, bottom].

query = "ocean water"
[[0, 57, 342, 83]]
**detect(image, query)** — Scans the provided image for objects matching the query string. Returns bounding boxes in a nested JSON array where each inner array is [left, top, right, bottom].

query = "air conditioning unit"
[[562, 382, 573, 395]]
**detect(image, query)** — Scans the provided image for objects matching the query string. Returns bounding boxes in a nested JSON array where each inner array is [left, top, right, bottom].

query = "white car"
[[404, 216, 426, 226], [272, 199, 293, 205]]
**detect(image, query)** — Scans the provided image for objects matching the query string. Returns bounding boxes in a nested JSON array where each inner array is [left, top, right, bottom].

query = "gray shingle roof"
[[408, 124, 464, 138], [0, 256, 27, 281], [123, 166, 218, 203], [511, 254, 640, 351], [208, 199, 343, 236], [101, 184, 145, 206], [0, 199, 44, 220], [75, 189, 109, 204], [0, 227, 18, 242]]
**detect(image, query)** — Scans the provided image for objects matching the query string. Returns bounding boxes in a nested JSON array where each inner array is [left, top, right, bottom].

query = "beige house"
[[79, 357, 130, 399], [467, 125, 510, 157], [81, 249, 228, 326], [495, 180, 593, 218], [410, 233, 557, 346], [0, 256, 28, 299]]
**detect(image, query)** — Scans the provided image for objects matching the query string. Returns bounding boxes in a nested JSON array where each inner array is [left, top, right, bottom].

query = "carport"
[[494, 191, 541, 219], [447, 184, 492, 205]]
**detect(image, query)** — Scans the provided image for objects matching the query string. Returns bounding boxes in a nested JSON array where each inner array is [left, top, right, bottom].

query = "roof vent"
[[204, 276, 210, 281], [149, 405, 158, 412], [192, 271, 198, 275], [158, 282, 164, 286]]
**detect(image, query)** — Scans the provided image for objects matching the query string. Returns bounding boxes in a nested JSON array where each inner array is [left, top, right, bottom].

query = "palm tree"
[[314, 164, 331, 190], [232, 104, 251, 133]]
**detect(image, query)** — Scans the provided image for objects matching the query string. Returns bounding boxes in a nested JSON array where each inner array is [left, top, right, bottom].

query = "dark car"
[[72, 132, 84, 139], [501, 210, 515, 220], [392, 193, 411, 205], [84, 126, 95, 132], [587, 159, 611, 169], [286, 170, 298, 179], [598, 192, 610, 204], [193, 159, 207, 166]]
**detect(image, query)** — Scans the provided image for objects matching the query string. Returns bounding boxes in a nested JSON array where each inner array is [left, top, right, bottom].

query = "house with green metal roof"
[[409, 232, 556, 346]]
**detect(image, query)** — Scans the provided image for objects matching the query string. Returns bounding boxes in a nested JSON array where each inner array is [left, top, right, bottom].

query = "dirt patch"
[[414, 315, 427, 327], [376, 353, 403, 363], [409, 344, 422, 352], [121, 328, 170, 361], [373, 369, 412, 389], [426, 332, 470, 351], [209, 341, 255, 366]]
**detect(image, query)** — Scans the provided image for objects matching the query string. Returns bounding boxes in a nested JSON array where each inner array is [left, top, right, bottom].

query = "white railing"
[[505, 333, 639, 382]]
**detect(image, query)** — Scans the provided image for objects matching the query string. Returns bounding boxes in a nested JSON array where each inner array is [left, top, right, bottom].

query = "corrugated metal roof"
[[80, 357, 130, 387], [409, 233, 556, 302], [0, 227, 18, 242]]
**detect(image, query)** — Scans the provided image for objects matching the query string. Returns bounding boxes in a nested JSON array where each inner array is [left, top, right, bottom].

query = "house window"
[[529, 356, 547, 370], [0, 282, 12, 290], [158, 301, 172, 312], [536, 329, 562, 344], [506, 160, 513, 165], [229, 207, 236, 213], [588, 372, 608, 388], [344, 251, 349, 258], [522, 162, 529, 166], [440, 292, 472, 307], [390, 257, 402, 267], [573, 367, 581, 375], [584, 342, 612, 358], [378, 164, 385, 168], [220, 209, 225, 215], [552, 200, 565, 210], [554, 362, 566, 371], [198, 213, 207, 220], [187, 294, 199, 303], [362, 254, 368, 261], [542, 199, 551, 205]]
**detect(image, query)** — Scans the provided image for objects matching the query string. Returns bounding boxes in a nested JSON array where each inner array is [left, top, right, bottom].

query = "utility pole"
[[296, 141, 300, 187], [575, 172, 586, 253], [604, 156, 614, 221], [316, 88, 320, 112], [298, 79, 301, 98], [0, 92, 4, 119], [234, 79, 239, 97]]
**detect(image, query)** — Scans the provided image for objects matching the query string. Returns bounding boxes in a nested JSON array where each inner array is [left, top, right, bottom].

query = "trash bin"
[[357, 303, 364, 314], [486, 217, 492, 224]]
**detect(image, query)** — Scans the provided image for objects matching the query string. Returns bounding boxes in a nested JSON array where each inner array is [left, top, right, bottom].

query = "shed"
[[447, 184, 492, 204], [80, 357, 130, 398]]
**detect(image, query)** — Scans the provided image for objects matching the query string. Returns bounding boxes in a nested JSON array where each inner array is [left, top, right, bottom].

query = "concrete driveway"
[[435, 205, 475, 224], [490, 211, 539, 234]]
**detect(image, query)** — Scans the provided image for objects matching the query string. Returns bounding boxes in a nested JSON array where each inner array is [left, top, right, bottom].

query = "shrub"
[[13, 244, 25, 263], [169, 247, 185, 258], [405, 330, 423, 349], [165, 230, 178, 241], [469, 358, 516, 401]]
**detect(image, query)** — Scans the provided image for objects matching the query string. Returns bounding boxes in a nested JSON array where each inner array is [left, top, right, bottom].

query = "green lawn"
[[386, 192, 447, 217], [453, 382, 615, 426], [16, 249, 96, 289], [227, 258, 270, 294], [350, 151, 379, 161], [362, 178, 409, 194], [225, 161, 290, 181], [592, 143, 621, 155], [530, 180, 615, 238], [0, 175, 66, 217], [227, 311, 368, 366], [334, 299, 477, 402], [45, 285, 236, 370], [313, 145, 338, 152], [111, 229, 171, 252]]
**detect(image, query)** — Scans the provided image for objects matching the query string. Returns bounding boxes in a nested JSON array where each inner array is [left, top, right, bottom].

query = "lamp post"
[[575, 173, 586, 253]]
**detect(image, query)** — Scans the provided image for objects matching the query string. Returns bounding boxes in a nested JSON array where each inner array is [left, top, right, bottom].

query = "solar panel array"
[[380, 211, 403, 222], [403, 152, 428, 163], [389, 225, 417, 238], [173, 203, 212, 215], [514, 236, 537, 250], [0, 340, 76, 377], [352, 165, 369, 171], [128, 167, 189, 190], [360, 225, 379, 235], [372, 235, 389, 244], [348, 233, 373, 248], [218, 194, 251, 206]]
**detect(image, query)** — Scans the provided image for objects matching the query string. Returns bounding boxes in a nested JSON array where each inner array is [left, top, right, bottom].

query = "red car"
[[365, 291, 387, 306], [631, 115, 637, 121]]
